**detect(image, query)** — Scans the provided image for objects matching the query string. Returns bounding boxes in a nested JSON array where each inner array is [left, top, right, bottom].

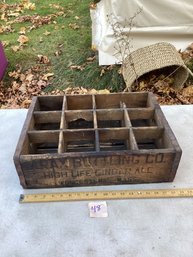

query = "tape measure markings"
[[19, 188, 193, 203]]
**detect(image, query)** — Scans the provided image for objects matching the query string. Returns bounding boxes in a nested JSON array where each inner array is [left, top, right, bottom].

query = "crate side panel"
[[13, 97, 38, 187], [20, 152, 175, 188]]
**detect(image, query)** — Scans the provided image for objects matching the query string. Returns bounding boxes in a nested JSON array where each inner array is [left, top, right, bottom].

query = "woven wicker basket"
[[122, 42, 189, 89]]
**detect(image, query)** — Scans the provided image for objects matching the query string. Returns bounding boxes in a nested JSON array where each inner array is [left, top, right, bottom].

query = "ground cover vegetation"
[[0, 0, 193, 108]]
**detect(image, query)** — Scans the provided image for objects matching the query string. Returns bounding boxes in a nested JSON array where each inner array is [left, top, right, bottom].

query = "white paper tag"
[[88, 201, 108, 218]]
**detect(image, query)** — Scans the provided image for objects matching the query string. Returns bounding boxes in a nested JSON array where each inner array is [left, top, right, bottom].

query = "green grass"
[[1, 0, 125, 91]]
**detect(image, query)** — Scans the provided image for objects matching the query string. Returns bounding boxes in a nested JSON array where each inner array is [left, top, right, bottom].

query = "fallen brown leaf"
[[11, 45, 21, 52], [54, 50, 62, 57], [19, 27, 26, 34], [19, 83, 27, 94], [181, 86, 193, 97], [98, 89, 110, 94], [70, 65, 84, 71], [43, 31, 51, 36], [2, 41, 9, 47], [18, 35, 29, 45], [86, 56, 96, 62], [68, 23, 80, 30], [23, 2, 36, 10], [25, 73, 34, 82], [100, 68, 105, 76], [37, 55, 50, 64], [42, 73, 54, 81]]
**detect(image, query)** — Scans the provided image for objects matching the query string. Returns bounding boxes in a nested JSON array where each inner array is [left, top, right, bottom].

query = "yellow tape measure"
[[20, 188, 193, 203]]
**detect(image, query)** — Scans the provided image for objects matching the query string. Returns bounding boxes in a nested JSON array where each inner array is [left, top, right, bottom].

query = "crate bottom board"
[[18, 152, 178, 188]]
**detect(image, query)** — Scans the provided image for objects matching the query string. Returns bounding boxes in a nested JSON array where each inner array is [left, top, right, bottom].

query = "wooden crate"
[[14, 92, 182, 188]]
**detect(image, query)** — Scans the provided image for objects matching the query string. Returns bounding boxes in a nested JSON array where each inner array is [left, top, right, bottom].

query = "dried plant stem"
[[107, 8, 142, 89]]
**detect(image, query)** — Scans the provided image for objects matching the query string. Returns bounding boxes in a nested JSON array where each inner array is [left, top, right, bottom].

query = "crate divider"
[[127, 107, 154, 120], [28, 130, 59, 144], [58, 96, 67, 153], [33, 111, 62, 124], [92, 95, 100, 152], [121, 101, 138, 150]]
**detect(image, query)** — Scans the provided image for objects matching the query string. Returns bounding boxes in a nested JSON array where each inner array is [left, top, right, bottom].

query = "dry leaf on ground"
[[11, 45, 21, 52], [18, 35, 29, 45], [69, 65, 84, 71], [68, 23, 80, 30], [37, 55, 50, 64], [42, 73, 54, 81], [19, 27, 26, 34], [43, 31, 51, 36]]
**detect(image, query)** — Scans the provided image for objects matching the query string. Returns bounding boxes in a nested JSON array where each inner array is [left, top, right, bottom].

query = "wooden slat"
[[65, 110, 93, 122], [147, 92, 175, 149], [128, 108, 154, 120], [92, 95, 100, 152], [99, 128, 129, 141], [92, 94, 96, 109], [34, 111, 62, 123], [58, 132, 65, 154], [121, 101, 131, 149], [13, 97, 38, 188], [28, 131, 59, 144], [38, 95, 63, 111], [60, 96, 67, 129], [67, 145, 95, 152], [58, 96, 67, 153], [146, 92, 157, 108], [96, 109, 124, 121], [121, 102, 138, 150], [65, 108, 154, 121], [95, 92, 148, 109], [120, 102, 131, 127], [146, 93, 174, 149], [100, 144, 127, 151], [154, 108, 174, 149], [63, 130, 95, 142], [133, 127, 164, 141], [66, 94, 93, 110], [95, 129, 100, 151]]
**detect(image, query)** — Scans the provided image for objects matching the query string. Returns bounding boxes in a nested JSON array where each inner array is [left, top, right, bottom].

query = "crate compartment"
[[62, 130, 95, 152], [14, 93, 182, 188], [29, 142, 59, 154], [66, 95, 93, 110], [33, 111, 61, 130], [95, 93, 148, 109], [28, 131, 59, 154], [99, 128, 129, 151], [133, 127, 165, 149], [65, 111, 94, 129], [97, 110, 125, 128], [131, 117, 156, 127], [128, 108, 156, 127], [37, 96, 63, 111]]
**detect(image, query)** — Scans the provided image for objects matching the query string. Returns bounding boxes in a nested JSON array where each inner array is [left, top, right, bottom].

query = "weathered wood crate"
[[14, 92, 182, 188]]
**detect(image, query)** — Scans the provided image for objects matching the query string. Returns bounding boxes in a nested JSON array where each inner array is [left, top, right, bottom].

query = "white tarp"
[[91, 0, 193, 65]]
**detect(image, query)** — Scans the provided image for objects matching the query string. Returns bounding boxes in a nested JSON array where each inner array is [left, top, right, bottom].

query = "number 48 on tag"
[[88, 201, 108, 218], [91, 204, 101, 213]]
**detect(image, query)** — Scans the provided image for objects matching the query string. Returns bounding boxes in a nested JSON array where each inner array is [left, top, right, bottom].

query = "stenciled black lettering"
[[155, 153, 165, 163], [146, 155, 154, 163], [132, 156, 139, 164], [43, 172, 54, 179], [73, 158, 82, 168]]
